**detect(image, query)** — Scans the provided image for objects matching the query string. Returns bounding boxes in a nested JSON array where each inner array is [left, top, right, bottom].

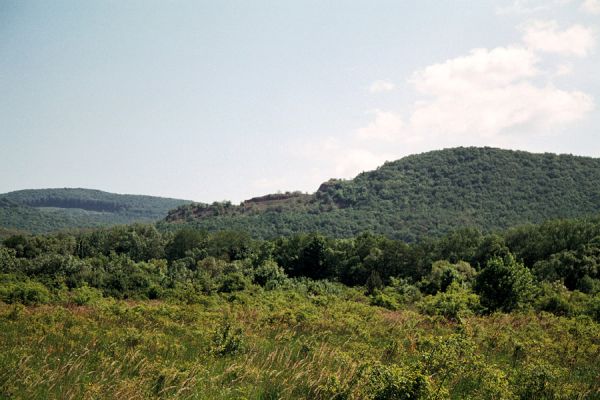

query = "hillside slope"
[[0, 188, 190, 233], [163, 147, 600, 240]]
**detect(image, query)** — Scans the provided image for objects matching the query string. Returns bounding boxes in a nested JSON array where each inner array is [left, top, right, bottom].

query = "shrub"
[[587, 294, 600, 322], [253, 260, 287, 289], [577, 275, 600, 295], [0, 275, 51, 305], [218, 271, 250, 293], [163, 282, 204, 304], [419, 282, 481, 319], [0, 248, 18, 273], [211, 321, 245, 356], [420, 260, 476, 294], [513, 361, 564, 399], [71, 284, 103, 306], [370, 292, 400, 311], [475, 254, 536, 312], [365, 271, 384, 295], [365, 363, 432, 400], [535, 282, 576, 317], [318, 375, 349, 400], [388, 277, 422, 304]]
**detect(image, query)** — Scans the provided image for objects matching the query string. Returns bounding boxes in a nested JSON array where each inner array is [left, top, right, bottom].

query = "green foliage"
[[0, 274, 51, 305], [386, 278, 422, 304], [365, 363, 432, 400], [2, 210, 600, 397], [419, 282, 482, 319], [0, 188, 189, 234], [0, 247, 18, 272], [3, 215, 600, 317], [370, 291, 400, 311], [420, 260, 476, 294], [366, 270, 384, 295], [513, 360, 564, 399], [71, 284, 103, 306], [164, 147, 600, 241], [165, 228, 207, 260], [585, 294, 600, 322], [475, 255, 537, 313], [253, 260, 287, 289], [211, 320, 245, 356], [218, 271, 250, 293], [0, 284, 599, 398]]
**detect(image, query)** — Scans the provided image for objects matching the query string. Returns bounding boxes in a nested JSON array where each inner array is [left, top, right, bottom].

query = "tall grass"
[[1, 288, 599, 399]]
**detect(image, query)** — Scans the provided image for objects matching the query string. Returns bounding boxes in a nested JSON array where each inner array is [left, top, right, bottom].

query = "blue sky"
[[1, 0, 599, 202]]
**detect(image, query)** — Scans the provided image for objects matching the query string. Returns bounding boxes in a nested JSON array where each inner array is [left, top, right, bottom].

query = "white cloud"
[[409, 81, 594, 137], [356, 110, 404, 142], [296, 136, 393, 179], [496, 0, 573, 15], [521, 20, 596, 57], [368, 80, 396, 93], [369, 43, 594, 138], [411, 47, 538, 94], [554, 64, 573, 76], [581, 0, 600, 14], [333, 147, 392, 176]]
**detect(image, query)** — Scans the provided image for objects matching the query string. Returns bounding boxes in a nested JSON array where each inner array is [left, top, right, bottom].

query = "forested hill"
[[163, 147, 600, 240], [0, 188, 190, 234]]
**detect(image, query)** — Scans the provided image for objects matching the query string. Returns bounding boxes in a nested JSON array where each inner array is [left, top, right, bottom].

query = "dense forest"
[[0, 188, 190, 234], [1, 215, 599, 398], [165, 147, 600, 240]]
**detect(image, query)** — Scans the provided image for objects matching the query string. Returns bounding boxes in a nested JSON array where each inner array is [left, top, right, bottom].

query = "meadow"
[[1, 283, 599, 399], [1, 220, 600, 399]]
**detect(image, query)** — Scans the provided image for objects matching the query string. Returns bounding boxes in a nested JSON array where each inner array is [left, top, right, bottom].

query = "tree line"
[[1, 216, 599, 319]]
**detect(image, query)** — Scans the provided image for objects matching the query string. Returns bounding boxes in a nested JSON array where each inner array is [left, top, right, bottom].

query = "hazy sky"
[[1, 0, 599, 202]]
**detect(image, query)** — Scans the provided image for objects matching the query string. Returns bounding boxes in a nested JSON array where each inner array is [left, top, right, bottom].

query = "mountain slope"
[[163, 147, 600, 240], [0, 188, 190, 233]]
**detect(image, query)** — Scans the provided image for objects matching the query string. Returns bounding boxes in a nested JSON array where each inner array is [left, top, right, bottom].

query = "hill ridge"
[[163, 147, 600, 240], [0, 188, 190, 234]]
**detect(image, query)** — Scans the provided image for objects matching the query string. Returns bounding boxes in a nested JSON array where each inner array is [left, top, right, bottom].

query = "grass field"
[[1, 285, 599, 399]]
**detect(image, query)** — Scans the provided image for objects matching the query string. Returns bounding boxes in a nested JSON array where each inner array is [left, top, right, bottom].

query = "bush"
[[587, 294, 600, 322], [0, 275, 51, 305], [475, 254, 536, 312], [420, 260, 476, 294], [71, 284, 103, 306], [318, 375, 350, 400], [0, 248, 18, 273], [388, 277, 422, 304], [577, 275, 600, 295], [419, 282, 481, 319], [365, 271, 384, 295], [253, 260, 287, 289], [162, 282, 205, 304], [365, 363, 432, 400], [211, 321, 245, 356], [370, 291, 400, 310], [218, 272, 250, 293], [535, 282, 576, 316], [513, 360, 564, 399]]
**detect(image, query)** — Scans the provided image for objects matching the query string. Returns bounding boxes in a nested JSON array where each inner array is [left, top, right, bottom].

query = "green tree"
[[475, 254, 536, 312], [165, 228, 207, 261]]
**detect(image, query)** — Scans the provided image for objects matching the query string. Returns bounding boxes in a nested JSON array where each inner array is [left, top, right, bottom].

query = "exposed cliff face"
[[165, 191, 315, 223]]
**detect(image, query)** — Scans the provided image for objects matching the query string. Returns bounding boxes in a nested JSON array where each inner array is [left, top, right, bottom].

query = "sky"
[[1, 0, 599, 203]]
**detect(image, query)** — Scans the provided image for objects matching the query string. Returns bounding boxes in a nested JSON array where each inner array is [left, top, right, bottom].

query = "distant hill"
[[0, 188, 190, 233], [163, 147, 600, 240]]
